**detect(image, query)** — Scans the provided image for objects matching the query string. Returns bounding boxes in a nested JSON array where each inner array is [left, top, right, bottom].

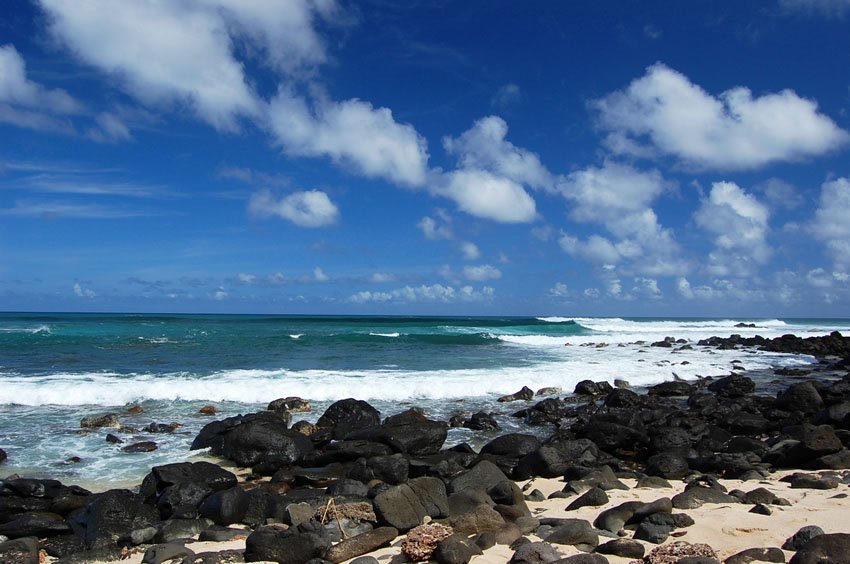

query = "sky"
[[1, 0, 850, 317]]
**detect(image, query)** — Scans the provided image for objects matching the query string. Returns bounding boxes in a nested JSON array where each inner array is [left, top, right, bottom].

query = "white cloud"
[[0, 44, 82, 132], [443, 116, 555, 192], [460, 241, 481, 260], [677, 277, 694, 299], [73, 282, 96, 298], [39, 0, 271, 130], [268, 90, 429, 187], [370, 272, 396, 283], [806, 268, 834, 288], [238, 273, 257, 284], [811, 177, 850, 268], [418, 214, 453, 240], [491, 83, 521, 108], [695, 181, 771, 275], [463, 264, 502, 281], [433, 169, 536, 223], [248, 189, 339, 227], [348, 283, 494, 304], [779, 0, 850, 17], [633, 277, 662, 299], [86, 112, 132, 143], [531, 225, 553, 241], [583, 288, 600, 299], [212, 287, 228, 300], [0, 200, 146, 219], [313, 267, 329, 282], [548, 282, 569, 298], [593, 63, 849, 169], [557, 161, 687, 276], [606, 279, 623, 298]]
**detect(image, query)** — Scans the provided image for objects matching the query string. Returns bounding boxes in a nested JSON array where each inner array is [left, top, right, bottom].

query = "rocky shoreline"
[[2, 332, 850, 563]]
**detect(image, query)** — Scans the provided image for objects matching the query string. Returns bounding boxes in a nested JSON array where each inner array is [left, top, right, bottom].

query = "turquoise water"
[[1, 313, 848, 487]]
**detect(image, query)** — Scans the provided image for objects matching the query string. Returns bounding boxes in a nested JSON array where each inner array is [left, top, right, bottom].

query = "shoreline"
[[2, 330, 850, 562]]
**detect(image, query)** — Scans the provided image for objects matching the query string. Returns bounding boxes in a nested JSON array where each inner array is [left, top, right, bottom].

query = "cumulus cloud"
[[0, 44, 82, 132], [557, 161, 687, 276], [237, 273, 257, 284], [248, 189, 339, 227], [370, 272, 396, 283], [460, 241, 481, 260], [695, 181, 771, 275], [313, 267, 329, 282], [443, 116, 555, 192], [811, 177, 850, 268], [268, 90, 429, 187], [756, 177, 803, 210], [593, 63, 848, 169], [433, 169, 536, 223], [349, 284, 494, 304], [73, 282, 96, 298], [677, 277, 694, 299], [548, 282, 569, 298], [418, 213, 453, 240], [463, 264, 502, 281]]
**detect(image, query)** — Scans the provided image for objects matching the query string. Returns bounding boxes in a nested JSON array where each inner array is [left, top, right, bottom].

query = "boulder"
[[316, 398, 381, 439], [648, 381, 694, 397], [140, 462, 238, 502], [198, 487, 249, 526], [0, 512, 70, 538], [141, 543, 195, 564], [789, 533, 850, 564], [373, 484, 427, 532], [725, 547, 785, 564], [775, 382, 824, 414], [408, 476, 450, 518], [565, 488, 608, 511], [594, 538, 644, 558], [448, 504, 506, 535], [244, 526, 330, 563], [593, 501, 643, 533], [348, 409, 448, 456], [0, 537, 39, 564], [672, 486, 740, 509], [707, 375, 755, 397], [218, 413, 315, 467], [80, 413, 121, 428], [508, 541, 562, 563], [433, 534, 481, 564], [449, 461, 511, 495], [82, 489, 160, 549], [122, 441, 158, 453], [481, 434, 542, 459], [782, 525, 824, 550], [156, 481, 212, 519], [325, 526, 398, 563], [0, 448, 6, 464], [499, 387, 535, 402], [464, 411, 500, 431], [267, 397, 311, 413], [645, 453, 690, 480], [543, 519, 598, 550], [515, 439, 599, 479]]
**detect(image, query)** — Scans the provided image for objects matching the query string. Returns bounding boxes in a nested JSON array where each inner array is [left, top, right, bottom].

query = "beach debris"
[[401, 522, 453, 561], [643, 541, 717, 563]]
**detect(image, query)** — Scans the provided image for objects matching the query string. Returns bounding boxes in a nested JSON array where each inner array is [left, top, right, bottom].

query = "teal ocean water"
[[1, 313, 849, 487]]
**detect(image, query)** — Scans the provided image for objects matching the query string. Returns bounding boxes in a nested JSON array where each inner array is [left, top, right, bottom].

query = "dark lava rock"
[[80, 413, 121, 428], [565, 488, 608, 511], [433, 535, 481, 564], [707, 374, 755, 398], [593, 501, 643, 533], [574, 380, 612, 396], [408, 476, 450, 519], [636, 476, 673, 489], [198, 487, 249, 526], [122, 441, 158, 453], [349, 453, 409, 485], [645, 453, 690, 480], [782, 525, 825, 550], [594, 538, 644, 558], [0, 537, 39, 564], [775, 382, 824, 414], [352, 408, 448, 456], [784, 473, 839, 489], [326, 478, 368, 498], [449, 460, 511, 495], [244, 526, 330, 563], [199, 526, 248, 542], [82, 489, 160, 549], [316, 398, 382, 440], [267, 396, 311, 413], [603, 388, 641, 408], [156, 480, 212, 519], [219, 413, 316, 467], [788, 533, 850, 564], [749, 504, 772, 515], [464, 412, 500, 431], [508, 541, 562, 563], [648, 381, 694, 397], [515, 439, 600, 479], [633, 521, 671, 544], [555, 555, 609, 563], [0, 511, 70, 538], [499, 386, 535, 402], [0, 448, 7, 464], [140, 462, 237, 503], [724, 547, 785, 564], [324, 526, 398, 564], [448, 505, 506, 535], [481, 434, 542, 459], [742, 487, 783, 505]]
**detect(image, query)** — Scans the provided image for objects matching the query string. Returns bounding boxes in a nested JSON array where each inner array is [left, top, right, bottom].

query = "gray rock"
[[323, 526, 398, 564], [749, 503, 772, 515], [633, 521, 670, 544], [191, 549, 246, 563], [0, 537, 39, 564], [565, 488, 608, 511], [509, 541, 563, 563], [672, 486, 740, 509], [408, 476, 450, 518], [593, 501, 643, 533], [433, 535, 481, 564], [448, 504, 506, 535], [543, 519, 598, 550], [285, 502, 316, 526], [244, 526, 330, 563], [782, 525, 825, 550], [142, 543, 195, 564], [553, 555, 608, 563], [373, 484, 427, 532], [198, 526, 248, 542], [155, 518, 213, 543], [198, 487, 248, 526], [81, 413, 121, 428], [724, 546, 785, 564], [449, 461, 510, 495], [635, 476, 673, 489], [0, 511, 70, 538], [593, 538, 644, 558]]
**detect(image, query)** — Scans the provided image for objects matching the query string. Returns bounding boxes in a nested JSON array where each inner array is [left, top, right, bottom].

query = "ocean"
[[1, 313, 849, 488]]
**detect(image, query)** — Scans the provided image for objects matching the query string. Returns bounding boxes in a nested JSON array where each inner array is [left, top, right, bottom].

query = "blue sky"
[[1, 0, 850, 316]]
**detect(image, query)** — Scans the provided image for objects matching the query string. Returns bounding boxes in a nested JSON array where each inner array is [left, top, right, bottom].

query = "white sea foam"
[[289, 334, 303, 339], [0, 343, 815, 407], [0, 324, 51, 334], [369, 332, 401, 337]]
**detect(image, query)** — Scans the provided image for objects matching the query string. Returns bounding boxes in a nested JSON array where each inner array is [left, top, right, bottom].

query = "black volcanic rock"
[[316, 398, 382, 440], [707, 374, 755, 398]]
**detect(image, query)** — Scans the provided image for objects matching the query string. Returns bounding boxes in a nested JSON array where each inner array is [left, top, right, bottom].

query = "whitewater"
[[1, 313, 849, 485]]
